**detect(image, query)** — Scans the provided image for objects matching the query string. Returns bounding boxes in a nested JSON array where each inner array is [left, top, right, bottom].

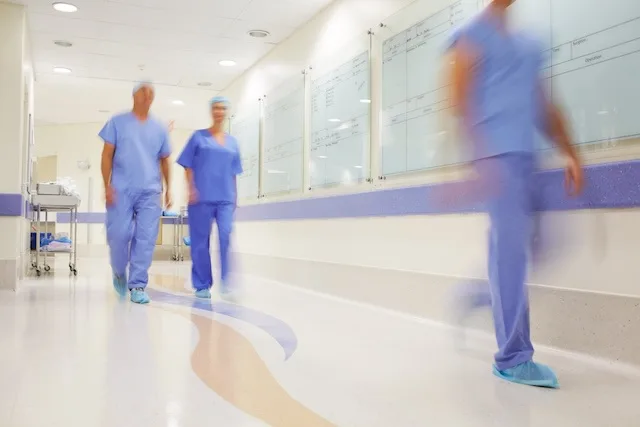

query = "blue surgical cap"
[[210, 96, 230, 108], [132, 81, 153, 95]]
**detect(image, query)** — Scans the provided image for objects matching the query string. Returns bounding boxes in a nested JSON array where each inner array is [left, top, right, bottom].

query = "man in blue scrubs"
[[177, 96, 242, 300], [100, 82, 172, 304], [449, 0, 583, 387]]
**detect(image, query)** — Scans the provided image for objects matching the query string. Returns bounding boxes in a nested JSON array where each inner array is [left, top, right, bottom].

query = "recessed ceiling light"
[[328, 118, 341, 122], [219, 60, 236, 67], [360, 99, 371, 103], [53, 66, 72, 74], [248, 30, 270, 38], [54, 40, 73, 48], [197, 82, 212, 87], [172, 100, 184, 106], [52, 2, 78, 13]]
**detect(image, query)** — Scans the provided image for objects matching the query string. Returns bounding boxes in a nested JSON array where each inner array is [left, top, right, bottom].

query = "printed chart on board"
[[545, 0, 640, 149], [310, 51, 370, 188], [381, 0, 640, 176], [381, 0, 483, 176], [263, 79, 305, 195], [231, 112, 260, 200]]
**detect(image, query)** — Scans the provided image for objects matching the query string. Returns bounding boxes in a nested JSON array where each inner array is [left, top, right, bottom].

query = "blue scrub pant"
[[476, 153, 535, 371], [188, 202, 234, 291], [106, 189, 162, 290]]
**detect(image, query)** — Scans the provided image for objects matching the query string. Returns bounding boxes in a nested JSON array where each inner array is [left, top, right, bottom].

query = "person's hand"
[[164, 188, 173, 209], [188, 186, 198, 205], [565, 155, 584, 197], [105, 186, 116, 206]]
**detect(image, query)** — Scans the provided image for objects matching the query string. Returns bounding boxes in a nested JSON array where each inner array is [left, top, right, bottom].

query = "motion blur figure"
[[448, 0, 584, 388], [177, 97, 242, 301], [100, 82, 172, 304]]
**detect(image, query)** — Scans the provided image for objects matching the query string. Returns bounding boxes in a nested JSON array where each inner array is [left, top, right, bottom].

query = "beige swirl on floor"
[[151, 274, 335, 426]]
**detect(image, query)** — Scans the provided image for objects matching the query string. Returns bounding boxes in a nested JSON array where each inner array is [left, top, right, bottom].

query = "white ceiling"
[[13, 0, 333, 129]]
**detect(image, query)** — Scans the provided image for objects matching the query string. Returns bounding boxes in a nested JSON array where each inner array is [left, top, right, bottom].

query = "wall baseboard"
[[233, 252, 640, 367]]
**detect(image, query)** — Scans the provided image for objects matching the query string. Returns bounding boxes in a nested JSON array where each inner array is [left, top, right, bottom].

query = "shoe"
[[219, 283, 237, 303], [493, 361, 559, 389], [195, 289, 212, 299], [112, 273, 127, 297], [130, 288, 150, 305]]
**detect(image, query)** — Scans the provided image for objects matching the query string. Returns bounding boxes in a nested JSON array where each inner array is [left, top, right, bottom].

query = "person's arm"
[[101, 143, 115, 189], [449, 39, 476, 136], [99, 119, 117, 205], [232, 142, 243, 209], [537, 83, 584, 195], [177, 133, 198, 204], [159, 129, 172, 208]]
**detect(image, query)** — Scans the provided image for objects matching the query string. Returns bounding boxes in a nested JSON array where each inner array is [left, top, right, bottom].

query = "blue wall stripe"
[[12, 159, 640, 224]]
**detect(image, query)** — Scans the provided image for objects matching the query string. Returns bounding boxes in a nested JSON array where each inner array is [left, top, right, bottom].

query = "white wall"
[[218, 0, 640, 299], [32, 0, 640, 300], [0, 2, 35, 265]]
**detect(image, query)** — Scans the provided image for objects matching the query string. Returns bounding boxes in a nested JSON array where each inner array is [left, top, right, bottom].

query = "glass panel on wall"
[[380, 0, 482, 177], [262, 77, 305, 196], [310, 49, 371, 188], [543, 0, 640, 149], [231, 108, 260, 200]]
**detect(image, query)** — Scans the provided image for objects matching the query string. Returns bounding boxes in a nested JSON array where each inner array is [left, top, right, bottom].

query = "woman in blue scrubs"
[[177, 96, 242, 300]]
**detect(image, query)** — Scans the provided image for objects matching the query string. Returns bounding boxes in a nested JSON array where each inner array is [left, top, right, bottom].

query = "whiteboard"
[[381, 0, 640, 176], [310, 51, 370, 188], [262, 77, 305, 195], [542, 0, 640, 148], [381, 0, 483, 176], [230, 110, 260, 200]]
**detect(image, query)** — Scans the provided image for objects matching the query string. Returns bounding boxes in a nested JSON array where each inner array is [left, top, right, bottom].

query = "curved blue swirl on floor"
[[146, 289, 298, 360]]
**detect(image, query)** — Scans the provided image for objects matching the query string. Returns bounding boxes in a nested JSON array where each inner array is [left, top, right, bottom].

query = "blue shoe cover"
[[493, 361, 559, 389], [195, 289, 211, 299], [112, 273, 127, 297], [130, 288, 150, 305]]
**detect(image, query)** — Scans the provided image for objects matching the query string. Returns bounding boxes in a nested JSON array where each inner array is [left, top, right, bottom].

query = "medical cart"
[[30, 194, 80, 276], [171, 207, 188, 261]]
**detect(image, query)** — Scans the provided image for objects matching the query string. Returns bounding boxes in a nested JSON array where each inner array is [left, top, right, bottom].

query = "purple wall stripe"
[[6, 159, 640, 223], [0, 193, 24, 216], [235, 160, 640, 221]]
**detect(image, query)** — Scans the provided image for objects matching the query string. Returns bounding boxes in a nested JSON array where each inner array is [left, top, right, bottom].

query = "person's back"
[[451, 11, 544, 159]]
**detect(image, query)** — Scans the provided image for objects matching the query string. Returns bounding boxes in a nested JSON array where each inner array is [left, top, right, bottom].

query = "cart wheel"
[[31, 263, 36, 268], [69, 263, 73, 270], [171, 255, 177, 261], [72, 269, 78, 276], [180, 256, 184, 261], [35, 269, 41, 277], [44, 265, 51, 272]]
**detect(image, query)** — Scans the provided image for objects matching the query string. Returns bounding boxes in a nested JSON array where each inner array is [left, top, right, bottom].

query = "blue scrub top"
[[177, 130, 243, 204], [99, 112, 171, 193], [448, 12, 545, 159]]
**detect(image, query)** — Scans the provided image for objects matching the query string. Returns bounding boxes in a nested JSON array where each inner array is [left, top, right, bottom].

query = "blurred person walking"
[[448, 0, 584, 388]]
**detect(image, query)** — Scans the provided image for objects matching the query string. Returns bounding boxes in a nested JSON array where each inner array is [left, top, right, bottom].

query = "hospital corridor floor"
[[0, 258, 639, 427]]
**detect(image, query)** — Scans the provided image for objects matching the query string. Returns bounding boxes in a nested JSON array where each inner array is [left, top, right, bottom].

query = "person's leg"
[[128, 191, 162, 304], [215, 203, 235, 293], [480, 154, 557, 387], [187, 202, 215, 297], [105, 191, 134, 296], [483, 154, 558, 387], [482, 153, 534, 367]]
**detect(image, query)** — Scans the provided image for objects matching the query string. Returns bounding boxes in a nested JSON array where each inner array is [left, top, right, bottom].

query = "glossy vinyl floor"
[[1, 258, 639, 427]]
